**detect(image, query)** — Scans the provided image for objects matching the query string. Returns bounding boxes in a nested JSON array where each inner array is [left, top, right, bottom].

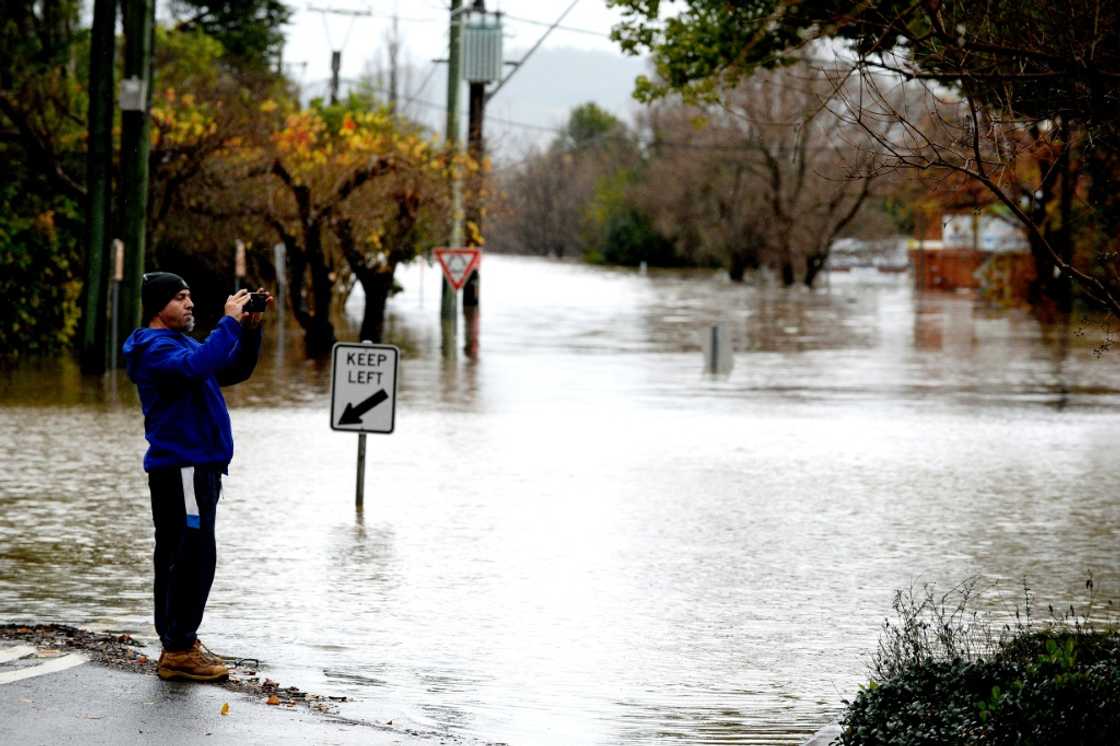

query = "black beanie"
[[142, 272, 190, 323]]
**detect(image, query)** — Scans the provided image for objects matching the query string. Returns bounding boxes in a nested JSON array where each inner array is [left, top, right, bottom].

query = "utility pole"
[[330, 50, 342, 104], [462, 0, 486, 313], [442, 0, 463, 324], [118, 0, 155, 351], [308, 6, 373, 105], [80, 0, 116, 374], [387, 14, 400, 114]]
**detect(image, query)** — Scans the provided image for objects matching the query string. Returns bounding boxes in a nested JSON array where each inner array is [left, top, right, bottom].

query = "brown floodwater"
[[2, 256, 1119, 744]]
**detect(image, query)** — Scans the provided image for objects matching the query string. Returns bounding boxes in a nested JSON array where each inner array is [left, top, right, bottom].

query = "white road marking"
[[0, 653, 88, 685], [0, 645, 36, 664]]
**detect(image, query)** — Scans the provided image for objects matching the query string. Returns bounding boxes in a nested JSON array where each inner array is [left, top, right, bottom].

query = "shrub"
[[0, 191, 82, 361], [840, 577, 1120, 745]]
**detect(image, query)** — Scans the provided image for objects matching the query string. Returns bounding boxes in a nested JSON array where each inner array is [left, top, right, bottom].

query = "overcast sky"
[[279, 0, 651, 158], [285, 0, 630, 73]]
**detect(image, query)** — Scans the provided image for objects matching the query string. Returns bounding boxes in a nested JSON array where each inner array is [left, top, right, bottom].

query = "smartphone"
[[244, 292, 268, 313]]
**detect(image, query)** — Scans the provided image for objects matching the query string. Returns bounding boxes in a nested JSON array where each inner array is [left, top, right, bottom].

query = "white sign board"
[[119, 77, 148, 111], [330, 343, 399, 434]]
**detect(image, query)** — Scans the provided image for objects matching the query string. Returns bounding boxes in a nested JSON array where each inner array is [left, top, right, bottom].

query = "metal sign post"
[[356, 432, 367, 506], [703, 323, 734, 375], [109, 239, 124, 371], [234, 239, 246, 292], [330, 341, 400, 507]]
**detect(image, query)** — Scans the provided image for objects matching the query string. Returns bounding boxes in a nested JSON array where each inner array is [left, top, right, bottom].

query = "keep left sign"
[[330, 342, 399, 434]]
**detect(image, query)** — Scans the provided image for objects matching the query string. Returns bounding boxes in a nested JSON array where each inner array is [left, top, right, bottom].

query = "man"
[[122, 272, 271, 682]]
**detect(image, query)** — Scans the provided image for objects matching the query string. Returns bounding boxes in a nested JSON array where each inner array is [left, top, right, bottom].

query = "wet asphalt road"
[[0, 655, 454, 746]]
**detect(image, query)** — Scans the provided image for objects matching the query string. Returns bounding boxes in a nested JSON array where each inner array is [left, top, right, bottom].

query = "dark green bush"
[[842, 638, 1120, 744], [0, 186, 82, 361], [841, 579, 1120, 745], [594, 207, 683, 268]]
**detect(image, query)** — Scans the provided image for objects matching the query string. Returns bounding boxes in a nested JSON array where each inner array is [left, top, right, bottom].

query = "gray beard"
[[184, 317, 196, 333]]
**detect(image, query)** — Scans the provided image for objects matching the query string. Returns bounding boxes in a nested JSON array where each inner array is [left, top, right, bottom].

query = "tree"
[[0, 1, 86, 361], [169, 0, 291, 70], [248, 101, 460, 354], [0, 5, 299, 362], [609, 0, 1120, 314], [491, 103, 649, 261], [492, 146, 602, 259], [635, 62, 880, 285], [140, 27, 293, 326]]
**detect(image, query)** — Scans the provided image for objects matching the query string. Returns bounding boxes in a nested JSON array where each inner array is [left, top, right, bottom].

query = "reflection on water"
[[3, 257, 1120, 744]]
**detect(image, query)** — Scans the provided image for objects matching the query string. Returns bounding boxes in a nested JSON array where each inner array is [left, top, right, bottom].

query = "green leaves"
[[841, 631, 1120, 744], [168, 0, 292, 70], [0, 186, 82, 361]]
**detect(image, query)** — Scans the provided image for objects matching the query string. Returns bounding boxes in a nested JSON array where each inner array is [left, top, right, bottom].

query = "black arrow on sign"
[[338, 388, 389, 425]]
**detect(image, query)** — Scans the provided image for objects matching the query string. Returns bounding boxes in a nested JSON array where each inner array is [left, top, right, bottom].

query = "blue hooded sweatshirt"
[[122, 316, 262, 473]]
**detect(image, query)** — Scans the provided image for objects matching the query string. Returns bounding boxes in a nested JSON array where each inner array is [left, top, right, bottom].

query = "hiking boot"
[[157, 644, 229, 682], [192, 639, 226, 666]]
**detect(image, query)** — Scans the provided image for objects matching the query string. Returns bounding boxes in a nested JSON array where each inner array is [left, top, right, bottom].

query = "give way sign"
[[434, 247, 481, 291]]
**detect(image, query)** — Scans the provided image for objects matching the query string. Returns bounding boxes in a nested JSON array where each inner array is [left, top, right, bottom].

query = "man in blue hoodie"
[[123, 272, 271, 682]]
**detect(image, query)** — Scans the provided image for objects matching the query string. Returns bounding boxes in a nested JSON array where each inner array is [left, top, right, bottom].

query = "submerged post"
[[710, 325, 719, 374], [356, 433, 367, 507], [704, 323, 733, 375], [355, 338, 372, 507]]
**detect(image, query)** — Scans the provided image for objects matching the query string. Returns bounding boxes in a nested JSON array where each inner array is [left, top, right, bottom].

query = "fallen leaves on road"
[[220, 702, 230, 716], [1, 624, 349, 717]]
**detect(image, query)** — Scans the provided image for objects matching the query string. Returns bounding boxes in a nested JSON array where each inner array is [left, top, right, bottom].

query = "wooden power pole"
[[463, 0, 486, 312], [118, 0, 155, 350], [442, 0, 463, 324], [80, 0, 116, 374], [388, 14, 400, 114]]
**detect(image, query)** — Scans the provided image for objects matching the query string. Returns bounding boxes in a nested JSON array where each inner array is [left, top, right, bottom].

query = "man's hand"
[[241, 287, 273, 330], [224, 289, 251, 320]]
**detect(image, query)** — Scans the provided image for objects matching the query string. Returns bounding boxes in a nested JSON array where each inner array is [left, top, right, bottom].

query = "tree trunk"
[[304, 314, 335, 358], [728, 250, 749, 282], [1053, 119, 1075, 312], [780, 260, 795, 287], [305, 256, 336, 357], [803, 253, 826, 288], [285, 223, 336, 358], [1025, 123, 1073, 313], [359, 270, 395, 343]]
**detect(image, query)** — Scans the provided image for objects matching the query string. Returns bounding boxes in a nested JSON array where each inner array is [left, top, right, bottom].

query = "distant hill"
[[387, 46, 650, 161], [484, 46, 649, 155]]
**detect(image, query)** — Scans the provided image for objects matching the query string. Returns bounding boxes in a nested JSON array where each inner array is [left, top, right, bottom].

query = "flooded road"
[[2, 256, 1119, 744]]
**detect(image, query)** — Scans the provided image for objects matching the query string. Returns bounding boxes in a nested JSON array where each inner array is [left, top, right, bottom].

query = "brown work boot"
[[157, 644, 229, 682], [192, 639, 226, 666]]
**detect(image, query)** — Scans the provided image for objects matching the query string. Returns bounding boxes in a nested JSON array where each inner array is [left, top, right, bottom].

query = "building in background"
[[909, 189, 1036, 304]]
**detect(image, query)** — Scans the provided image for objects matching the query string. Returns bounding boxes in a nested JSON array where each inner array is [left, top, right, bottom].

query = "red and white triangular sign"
[[433, 247, 481, 291]]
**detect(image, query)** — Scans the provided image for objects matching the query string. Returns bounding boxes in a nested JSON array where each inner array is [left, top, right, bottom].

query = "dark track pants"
[[148, 466, 222, 652]]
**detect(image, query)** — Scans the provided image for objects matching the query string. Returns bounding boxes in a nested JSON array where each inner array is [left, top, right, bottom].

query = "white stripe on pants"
[[181, 466, 200, 529]]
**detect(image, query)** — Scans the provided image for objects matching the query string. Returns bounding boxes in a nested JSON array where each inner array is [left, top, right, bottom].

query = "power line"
[[308, 77, 854, 154], [485, 114, 565, 133], [500, 12, 612, 39], [306, 77, 569, 134], [411, 62, 440, 102]]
